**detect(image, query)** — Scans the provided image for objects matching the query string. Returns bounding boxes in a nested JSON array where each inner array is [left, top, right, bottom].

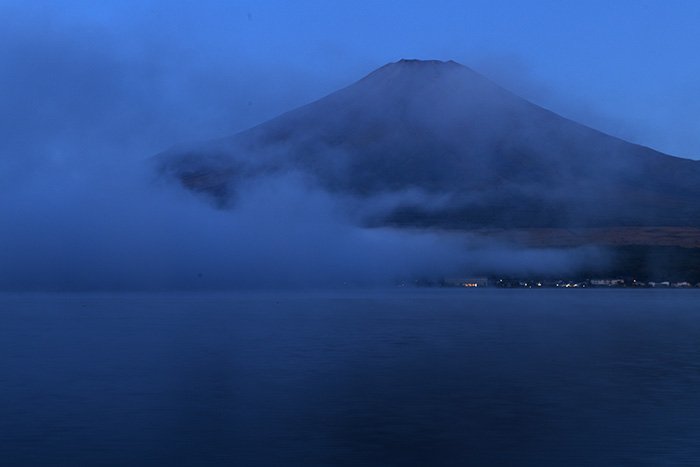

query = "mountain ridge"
[[157, 59, 700, 238]]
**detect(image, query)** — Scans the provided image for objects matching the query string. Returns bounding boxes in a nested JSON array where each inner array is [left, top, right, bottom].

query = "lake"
[[2, 289, 700, 465]]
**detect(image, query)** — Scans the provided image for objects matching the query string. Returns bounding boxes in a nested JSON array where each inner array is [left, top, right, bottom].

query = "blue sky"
[[2, 0, 699, 159]]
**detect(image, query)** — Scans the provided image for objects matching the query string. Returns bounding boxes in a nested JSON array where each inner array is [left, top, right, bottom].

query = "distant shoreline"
[[413, 277, 700, 289]]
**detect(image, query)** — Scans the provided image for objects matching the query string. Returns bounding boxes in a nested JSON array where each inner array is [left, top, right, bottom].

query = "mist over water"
[[1, 160, 601, 290]]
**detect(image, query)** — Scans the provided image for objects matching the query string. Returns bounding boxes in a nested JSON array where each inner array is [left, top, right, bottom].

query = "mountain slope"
[[157, 59, 700, 236]]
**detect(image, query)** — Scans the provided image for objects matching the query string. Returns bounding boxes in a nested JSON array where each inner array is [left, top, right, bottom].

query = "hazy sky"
[[3, 0, 698, 159], [0, 1, 697, 290]]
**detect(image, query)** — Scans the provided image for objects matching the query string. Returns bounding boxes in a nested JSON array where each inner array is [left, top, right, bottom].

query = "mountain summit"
[[157, 59, 700, 259]]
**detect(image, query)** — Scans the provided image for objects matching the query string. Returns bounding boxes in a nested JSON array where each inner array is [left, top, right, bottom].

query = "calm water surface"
[[2, 289, 700, 466]]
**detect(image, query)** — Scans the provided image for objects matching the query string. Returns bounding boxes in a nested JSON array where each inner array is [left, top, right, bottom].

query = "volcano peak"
[[158, 60, 700, 243]]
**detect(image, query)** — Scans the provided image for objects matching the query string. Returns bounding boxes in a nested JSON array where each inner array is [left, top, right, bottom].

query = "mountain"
[[156, 59, 700, 278]]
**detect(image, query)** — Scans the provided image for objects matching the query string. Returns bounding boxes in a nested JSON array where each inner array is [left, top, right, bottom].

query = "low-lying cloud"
[[0, 158, 606, 290], [0, 4, 604, 291]]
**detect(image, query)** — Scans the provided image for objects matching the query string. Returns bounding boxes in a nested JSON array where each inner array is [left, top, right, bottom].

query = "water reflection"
[[1, 290, 700, 465]]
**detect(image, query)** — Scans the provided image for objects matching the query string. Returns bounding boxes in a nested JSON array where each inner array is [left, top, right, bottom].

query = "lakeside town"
[[417, 277, 700, 289]]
